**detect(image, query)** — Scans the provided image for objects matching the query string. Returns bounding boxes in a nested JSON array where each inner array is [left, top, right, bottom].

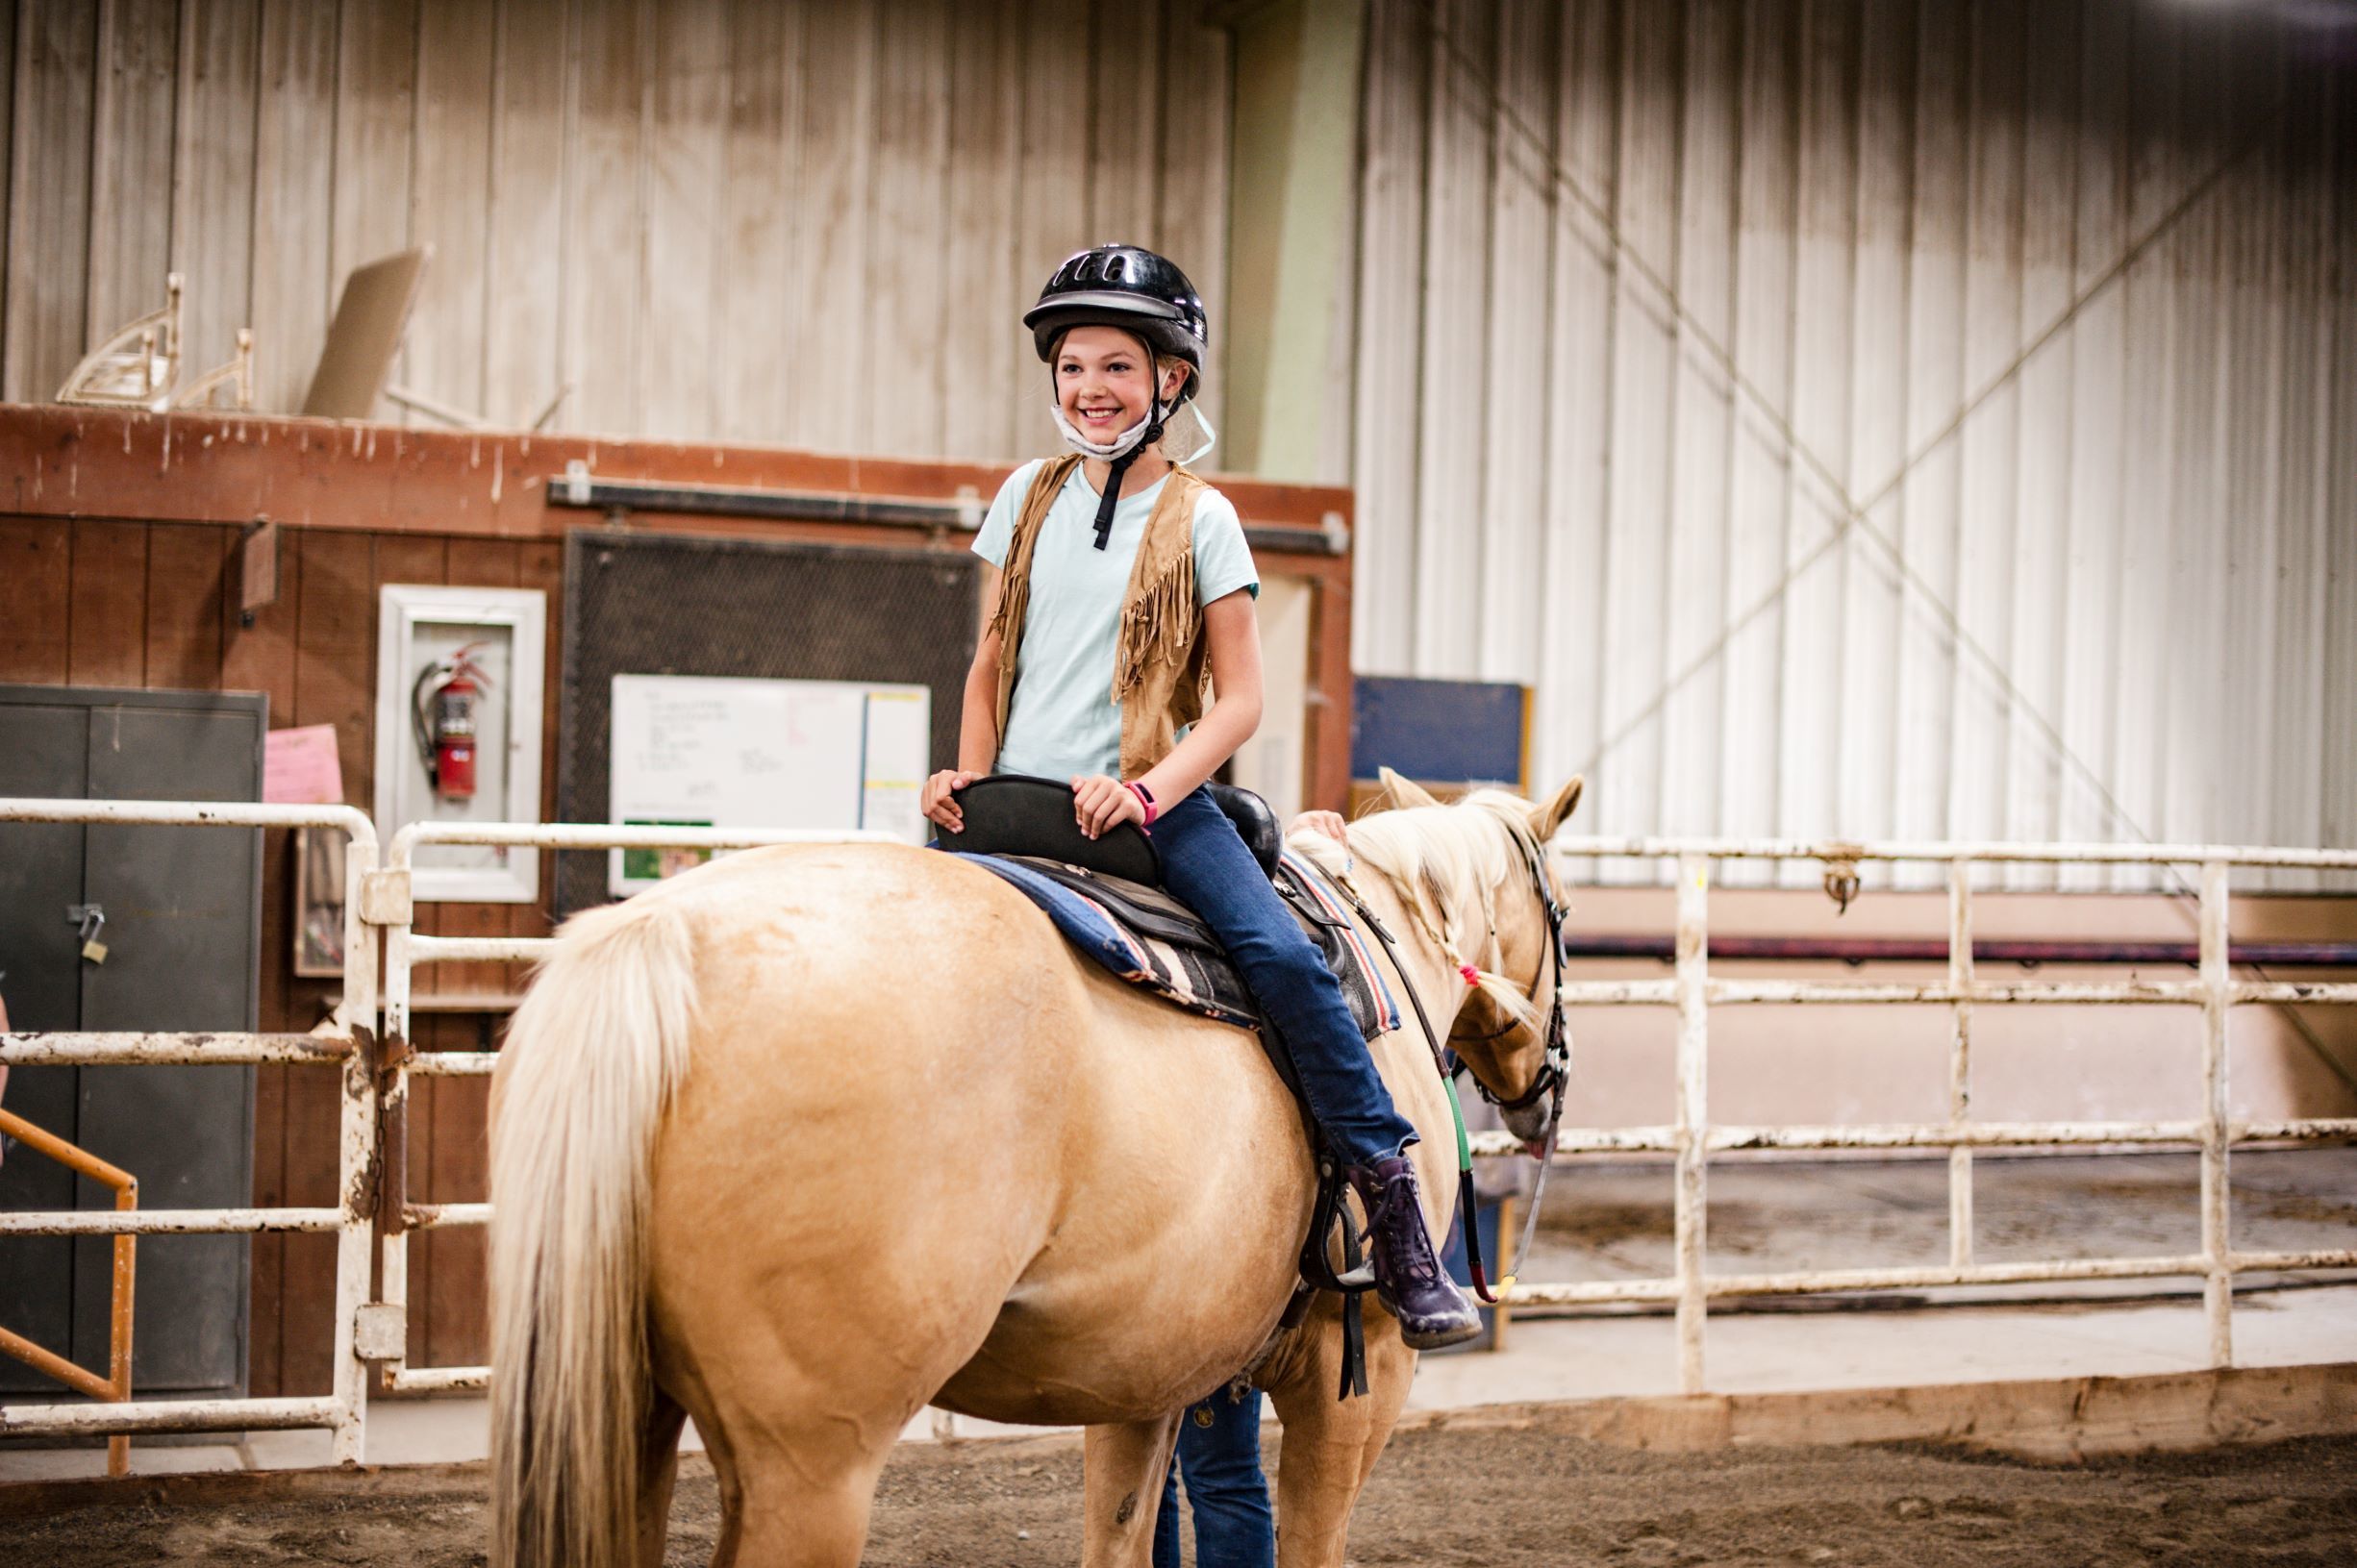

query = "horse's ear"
[[1529, 775, 1584, 842], [1379, 766, 1442, 809]]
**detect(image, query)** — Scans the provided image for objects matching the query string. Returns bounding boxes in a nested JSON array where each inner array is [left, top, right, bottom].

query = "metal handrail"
[[0, 1108, 137, 1475]]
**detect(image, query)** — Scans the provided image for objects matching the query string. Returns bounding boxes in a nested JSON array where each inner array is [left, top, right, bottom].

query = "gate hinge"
[[358, 869, 414, 926]]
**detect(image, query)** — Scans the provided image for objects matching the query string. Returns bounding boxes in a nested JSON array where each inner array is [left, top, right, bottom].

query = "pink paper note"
[[264, 724, 345, 805]]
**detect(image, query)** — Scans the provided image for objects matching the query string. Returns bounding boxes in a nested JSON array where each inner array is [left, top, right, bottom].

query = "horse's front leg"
[[1082, 1413, 1183, 1567], [1263, 1300, 1417, 1568]]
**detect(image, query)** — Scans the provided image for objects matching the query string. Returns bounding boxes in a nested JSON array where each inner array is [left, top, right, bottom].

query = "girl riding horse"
[[921, 244, 1481, 1352], [485, 245, 1584, 1568]]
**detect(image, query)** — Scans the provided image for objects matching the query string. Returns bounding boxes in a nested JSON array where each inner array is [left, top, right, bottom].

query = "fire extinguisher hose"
[[411, 661, 445, 785]]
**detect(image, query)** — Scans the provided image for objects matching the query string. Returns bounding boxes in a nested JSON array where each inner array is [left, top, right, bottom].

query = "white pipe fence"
[[3, 802, 2354, 1456], [0, 799, 379, 1464], [369, 819, 901, 1398], [1474, 838, 2357, 1395]]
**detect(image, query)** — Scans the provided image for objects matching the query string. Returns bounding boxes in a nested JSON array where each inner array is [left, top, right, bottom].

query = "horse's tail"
[[489, 893, 699, 1568]]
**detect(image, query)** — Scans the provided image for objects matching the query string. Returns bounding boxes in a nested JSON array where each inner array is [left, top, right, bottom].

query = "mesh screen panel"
[[556, 528, 979, 914]]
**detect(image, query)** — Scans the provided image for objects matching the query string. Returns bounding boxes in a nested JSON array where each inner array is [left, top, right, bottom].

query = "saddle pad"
[[952, 850, 1401, 1041]]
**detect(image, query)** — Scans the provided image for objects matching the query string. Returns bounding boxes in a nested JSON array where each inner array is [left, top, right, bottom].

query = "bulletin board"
[[607, 674, 929, 894], [557, 529, 980, 915]]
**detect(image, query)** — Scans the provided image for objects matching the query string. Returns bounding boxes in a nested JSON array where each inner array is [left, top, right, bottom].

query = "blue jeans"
[[1156, 787, 1418, 1168], [1154, 1386, 1273, 1568]]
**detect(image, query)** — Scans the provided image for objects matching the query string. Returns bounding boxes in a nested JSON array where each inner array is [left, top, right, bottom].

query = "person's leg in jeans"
[[1153, 1388, 1274, 1568], [1154, 790, 1412, 1163], [1153, 789, 1478, 1348]]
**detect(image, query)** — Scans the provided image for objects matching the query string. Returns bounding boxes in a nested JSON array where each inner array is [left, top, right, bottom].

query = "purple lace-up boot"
[[1346, 1156, 1482, 1351]]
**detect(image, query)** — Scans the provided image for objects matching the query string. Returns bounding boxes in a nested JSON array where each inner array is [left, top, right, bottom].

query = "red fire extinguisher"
[[411, 644, 492, 802]]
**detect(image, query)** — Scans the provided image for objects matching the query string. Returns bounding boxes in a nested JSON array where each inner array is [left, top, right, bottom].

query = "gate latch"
[[66, 904, 109, 965]]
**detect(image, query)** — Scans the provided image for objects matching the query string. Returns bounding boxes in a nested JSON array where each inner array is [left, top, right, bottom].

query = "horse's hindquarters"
[[933, 970, 1316, 1426], [639, 846, 1313, 1440]]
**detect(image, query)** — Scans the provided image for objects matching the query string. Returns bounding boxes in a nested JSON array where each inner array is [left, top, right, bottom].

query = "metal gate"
[[0, 798, 380, 1469]]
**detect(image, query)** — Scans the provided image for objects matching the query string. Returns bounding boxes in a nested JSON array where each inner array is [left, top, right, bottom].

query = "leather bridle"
[[1321, 809, 1572, 1307], [1449, 825, 1570, 1131]]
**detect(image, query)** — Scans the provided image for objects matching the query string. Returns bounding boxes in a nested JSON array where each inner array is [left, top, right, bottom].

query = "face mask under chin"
[[1050, 398, 1157, 460], [1048, 392, 1217, 467]]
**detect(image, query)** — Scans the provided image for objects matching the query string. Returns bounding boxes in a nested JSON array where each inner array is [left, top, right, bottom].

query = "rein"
[[1327, 820, 1572, 1307]]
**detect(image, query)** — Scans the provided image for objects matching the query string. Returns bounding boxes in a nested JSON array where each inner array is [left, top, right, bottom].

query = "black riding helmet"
[[1024, 244, 1208, 404], [1024, 244, 1210, 549]]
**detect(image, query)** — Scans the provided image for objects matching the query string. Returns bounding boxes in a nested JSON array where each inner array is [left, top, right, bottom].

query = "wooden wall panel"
[[407, 0, 496, 415], [330, 0, 417, 397], [1016, 0, 1092, 421], [1087, 3, 1162, 247], [0, 515, 71, 682], [422, 1068, 489, 1370], [219, 521, 299, 1394], [479, 0, 567, 429], [65, 518, 147, 685], [560, 0, 647, 436], [942, 2, 1017, 463], [793, 0, 874, 456], [868, 0, 948, 456], [168, 0, 261, 384], [713, 0, 796, 444], [3, 0, 1233, 461], [5, 0, 97, 403], [250, 0, 339, 412], [1154, 0, 1229, 441], [275, 526, 373, 1395], [142, 521, 231, 691], [0, 0, 13, 365], [641, 0, 723, 441], [86, 0, 179, 345]]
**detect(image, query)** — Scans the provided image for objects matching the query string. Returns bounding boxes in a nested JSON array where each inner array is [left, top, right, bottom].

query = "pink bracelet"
[[1124, 780, 1159, 829]]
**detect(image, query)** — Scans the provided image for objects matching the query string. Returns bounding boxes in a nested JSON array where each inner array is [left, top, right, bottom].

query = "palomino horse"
[[488, 770, 1582, 1568]]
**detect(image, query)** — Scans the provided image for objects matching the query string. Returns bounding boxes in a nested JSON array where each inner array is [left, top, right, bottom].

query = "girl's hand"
[[1291, 809, 1348, 845], [1070, 774, 1145, 839], [923, 769, 977, 832]]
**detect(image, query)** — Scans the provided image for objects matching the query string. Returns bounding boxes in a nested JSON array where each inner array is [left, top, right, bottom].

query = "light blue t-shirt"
[[973, 459, 1259, 782]]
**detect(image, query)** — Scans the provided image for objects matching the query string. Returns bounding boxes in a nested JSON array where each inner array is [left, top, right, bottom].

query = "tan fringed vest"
[[988, 453, 1215, 781]]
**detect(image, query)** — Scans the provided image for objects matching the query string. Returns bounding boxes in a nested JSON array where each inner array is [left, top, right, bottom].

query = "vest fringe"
[[1114, 544, 1195, 699]]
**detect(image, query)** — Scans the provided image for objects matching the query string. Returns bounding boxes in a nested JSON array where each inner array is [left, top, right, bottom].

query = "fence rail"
[[369, 819, 902, 1400], [1493, 837, 2357, 1394], [0, 799, 379, 1469], [3, 802, 2353, 1457]]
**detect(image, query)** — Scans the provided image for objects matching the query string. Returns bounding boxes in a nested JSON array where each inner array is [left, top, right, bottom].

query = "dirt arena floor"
[[9, 1422, 2353, 1567]]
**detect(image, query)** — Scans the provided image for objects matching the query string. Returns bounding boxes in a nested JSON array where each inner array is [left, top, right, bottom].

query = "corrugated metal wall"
[[0, 0, 1228, 458], [1352, 0, 2357, 888]]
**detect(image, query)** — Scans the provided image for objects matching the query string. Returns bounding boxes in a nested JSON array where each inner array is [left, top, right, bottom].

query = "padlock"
[[68, 904, 108, 964]]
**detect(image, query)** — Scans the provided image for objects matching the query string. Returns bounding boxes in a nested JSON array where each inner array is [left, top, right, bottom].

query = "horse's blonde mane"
[[1297, 790, 1546, 1027]]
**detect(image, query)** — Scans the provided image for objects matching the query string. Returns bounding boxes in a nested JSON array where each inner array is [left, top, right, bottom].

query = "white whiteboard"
[[608, 674, 930, 894]]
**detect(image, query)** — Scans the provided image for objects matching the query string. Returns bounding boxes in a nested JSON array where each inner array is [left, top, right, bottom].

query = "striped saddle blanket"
[[953, 849, 1400, 1042]]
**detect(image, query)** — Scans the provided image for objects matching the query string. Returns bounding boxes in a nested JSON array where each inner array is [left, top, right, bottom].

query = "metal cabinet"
[[0, 686, 263, 1405]]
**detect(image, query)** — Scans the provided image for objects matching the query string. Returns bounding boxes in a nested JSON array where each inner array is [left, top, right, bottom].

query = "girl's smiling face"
[[1055, 326, 1187, 440]]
